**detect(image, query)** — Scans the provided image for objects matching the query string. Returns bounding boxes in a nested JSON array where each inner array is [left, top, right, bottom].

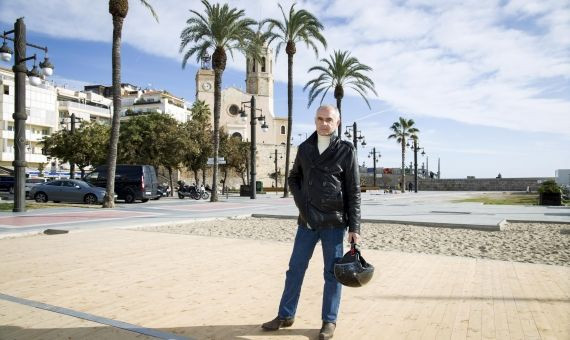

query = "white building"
[[0, 66, 117, 177], [0, 66, 57, 173], [57, 87, 112, 125], [120, 89, 191, 123]]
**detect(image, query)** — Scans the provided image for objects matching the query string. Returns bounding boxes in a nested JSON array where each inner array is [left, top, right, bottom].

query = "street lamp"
[[60, 113, 82, 179], [344, 122, 366, 150], [367, 147, 381, 187], [2, 18, 54, 212], [408, 137, 425, 193], [239, 95, 269, 199], [269, 149, 284, 189]]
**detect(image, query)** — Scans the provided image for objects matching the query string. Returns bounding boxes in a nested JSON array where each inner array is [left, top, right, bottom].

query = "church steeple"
[[246, 45, 273, 97]]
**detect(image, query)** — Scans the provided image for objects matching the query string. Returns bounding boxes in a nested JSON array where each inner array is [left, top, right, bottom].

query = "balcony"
[[59, 101, 112, 116]]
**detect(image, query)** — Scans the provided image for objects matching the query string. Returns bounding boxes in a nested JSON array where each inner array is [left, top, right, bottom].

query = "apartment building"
[[120, 89, 191, 123], [57, 87, 112, 125], [85, 83, 192, 123], [0, 66, 115, 177], [0, 66, 57, 173]]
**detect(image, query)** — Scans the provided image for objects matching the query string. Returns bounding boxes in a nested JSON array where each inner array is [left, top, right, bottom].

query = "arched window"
[[281, 125, 286, 135], [252, 58, 256, 72], [261, 57, 266, 72], [231, 132, 243, 141]]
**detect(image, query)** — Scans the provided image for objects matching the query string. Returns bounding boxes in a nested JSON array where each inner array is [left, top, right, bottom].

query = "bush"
[[538, 180, 561, 194]]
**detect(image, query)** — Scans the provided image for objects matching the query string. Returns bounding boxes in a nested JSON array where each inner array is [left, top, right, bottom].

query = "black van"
[[84, 165, 159, 203]]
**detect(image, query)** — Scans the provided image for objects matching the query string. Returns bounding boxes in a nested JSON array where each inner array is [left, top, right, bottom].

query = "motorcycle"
[[177, 181, 200, 200]]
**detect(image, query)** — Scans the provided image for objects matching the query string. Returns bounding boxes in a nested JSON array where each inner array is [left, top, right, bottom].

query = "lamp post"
[[2, 18, 54, 212], [367, 147, 381, 187], [344, 122, 366, 150], [60, 113, 82, 179], [269, 149, 283, 189], [239, 96, 269, 199], [406, 138, 425, 193]]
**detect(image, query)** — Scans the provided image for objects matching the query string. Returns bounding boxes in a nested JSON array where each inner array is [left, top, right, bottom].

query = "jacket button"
[[309, 181, 312, 185]]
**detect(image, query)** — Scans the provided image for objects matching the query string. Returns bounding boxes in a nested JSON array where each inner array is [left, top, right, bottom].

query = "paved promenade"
[[1, 191, 569, 238], [0, 192, 569, 339]]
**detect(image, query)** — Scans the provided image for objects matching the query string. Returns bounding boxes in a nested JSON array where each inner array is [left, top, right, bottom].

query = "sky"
[[1, 0, 568, 179]]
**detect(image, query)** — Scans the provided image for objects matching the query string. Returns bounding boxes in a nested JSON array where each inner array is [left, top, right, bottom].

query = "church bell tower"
[[246, 46, 274, 98]]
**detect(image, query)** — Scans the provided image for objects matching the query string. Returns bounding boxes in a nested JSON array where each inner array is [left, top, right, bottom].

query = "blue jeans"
[[278, 226, 345, 323]]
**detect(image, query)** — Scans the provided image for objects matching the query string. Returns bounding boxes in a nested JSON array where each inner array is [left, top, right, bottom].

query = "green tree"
[[262, 3, 327, 197], [118, 113, 183, 166], [180, 0, 257, 201], [183, 100, 213, 186], [388, 117, 419, 193], [220, 135, 250, 191], [105, 0, 158, 208], [304, 50, 377, 136], [42, 122, 110, 178]]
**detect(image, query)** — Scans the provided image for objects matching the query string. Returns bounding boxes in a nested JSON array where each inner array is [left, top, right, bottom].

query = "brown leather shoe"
[[261, 316, 295, 331], [319, 322, 336, 339]]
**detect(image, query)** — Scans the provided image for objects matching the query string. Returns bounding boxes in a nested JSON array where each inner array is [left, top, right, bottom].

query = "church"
[[194, 45, 296, 189]]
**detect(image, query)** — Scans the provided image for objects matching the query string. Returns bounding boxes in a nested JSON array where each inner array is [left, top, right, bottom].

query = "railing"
[[59, 101, 112, 115]]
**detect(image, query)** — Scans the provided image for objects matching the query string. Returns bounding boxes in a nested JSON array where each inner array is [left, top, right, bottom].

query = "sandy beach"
[[139, 217, 570, 266]]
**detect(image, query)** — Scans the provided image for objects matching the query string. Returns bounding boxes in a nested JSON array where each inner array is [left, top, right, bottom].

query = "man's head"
[[315, 105, 340, 136]]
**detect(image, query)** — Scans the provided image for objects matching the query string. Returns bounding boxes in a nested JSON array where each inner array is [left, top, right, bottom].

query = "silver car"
[[30, 179, 107, 204]]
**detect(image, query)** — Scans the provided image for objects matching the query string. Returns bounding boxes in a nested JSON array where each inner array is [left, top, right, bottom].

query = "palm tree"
[[304, 50, 377, 137], [388, 117, 419, 193], [262, 4, 327, 198], [190, 100, 212, 186], [180, 0, 257, 202], [104, 0, 158, 208]]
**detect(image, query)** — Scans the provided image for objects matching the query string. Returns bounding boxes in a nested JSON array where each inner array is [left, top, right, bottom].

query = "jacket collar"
[[305, 131, 341, 164]]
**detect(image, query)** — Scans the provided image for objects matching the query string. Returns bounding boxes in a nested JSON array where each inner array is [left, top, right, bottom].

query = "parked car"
[[29, 179, 108, 204], [83, 164, 159, 203], [0, 176, 15, 194], [25, 178, 49, 198]]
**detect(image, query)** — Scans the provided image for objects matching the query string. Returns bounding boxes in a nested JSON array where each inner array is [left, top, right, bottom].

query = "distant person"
[[496, 173, 502, 179], [408, 182, 413, 192], [261, 105, 361, 340]]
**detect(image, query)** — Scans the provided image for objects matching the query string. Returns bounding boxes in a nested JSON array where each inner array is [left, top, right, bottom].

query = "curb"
[[251, 214, 501, 231]]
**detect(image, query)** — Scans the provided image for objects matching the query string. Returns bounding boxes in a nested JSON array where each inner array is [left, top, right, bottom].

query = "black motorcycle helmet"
[[334, 243, 374, 287]]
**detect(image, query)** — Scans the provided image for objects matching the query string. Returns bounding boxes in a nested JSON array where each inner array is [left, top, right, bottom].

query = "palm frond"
[[139, 0, 159, 22]]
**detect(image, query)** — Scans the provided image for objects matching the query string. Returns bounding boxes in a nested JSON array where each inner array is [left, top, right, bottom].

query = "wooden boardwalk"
[[0, 228, 568, 340]]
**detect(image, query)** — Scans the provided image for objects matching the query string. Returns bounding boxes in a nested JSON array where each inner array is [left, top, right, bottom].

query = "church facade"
[[195, 46, 297, 188]]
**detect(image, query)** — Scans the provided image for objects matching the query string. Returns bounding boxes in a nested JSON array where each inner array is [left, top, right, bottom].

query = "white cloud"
[[2, 0, 568, 135]]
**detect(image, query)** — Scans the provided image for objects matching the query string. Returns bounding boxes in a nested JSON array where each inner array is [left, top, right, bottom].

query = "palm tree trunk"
[[336, 96, 342, 137], [193, 169, 199, 185], [202, 167, 206, 187], [401, 139, 405, 193], [103, 15, 123, 208], [283, 52, 294, 198], [211, 70, 222, 202]]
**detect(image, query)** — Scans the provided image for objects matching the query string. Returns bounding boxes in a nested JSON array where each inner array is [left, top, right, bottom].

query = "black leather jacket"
[[288, 132, 361, 234]]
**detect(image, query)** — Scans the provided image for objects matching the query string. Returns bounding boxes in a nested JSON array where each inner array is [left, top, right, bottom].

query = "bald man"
[[262, 105, 361, 340]]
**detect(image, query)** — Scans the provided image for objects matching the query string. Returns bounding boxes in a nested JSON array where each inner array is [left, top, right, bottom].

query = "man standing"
[[262, 105, 361, 340]]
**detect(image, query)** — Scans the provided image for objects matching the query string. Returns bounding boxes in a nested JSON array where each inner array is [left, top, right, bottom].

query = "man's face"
[[315, 107, 340, 136]]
